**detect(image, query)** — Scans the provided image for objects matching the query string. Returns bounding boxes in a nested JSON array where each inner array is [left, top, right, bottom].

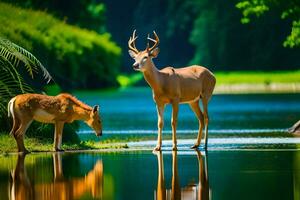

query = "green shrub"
[[0, 2, 121, 89]]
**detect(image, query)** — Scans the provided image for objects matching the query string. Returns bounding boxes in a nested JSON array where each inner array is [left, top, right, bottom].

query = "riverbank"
[[215, 70, 300, 93], [117, 70, 300, 93], [0, 134, 128, 154], [0, 130, 295, 154]]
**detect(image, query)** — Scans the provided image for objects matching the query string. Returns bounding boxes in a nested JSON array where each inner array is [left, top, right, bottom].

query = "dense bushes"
[[0, 2, 121, 89]]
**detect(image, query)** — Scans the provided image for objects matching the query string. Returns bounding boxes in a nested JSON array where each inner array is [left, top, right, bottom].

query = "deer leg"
[[202, 99, 209, 150], [53, 121, 64, 151], [171, 102, 179, 151], [189, 101, 204, 149], [13, 119, 32, 153], [154, 104, 165, 151], [9, 116, 20, 136]]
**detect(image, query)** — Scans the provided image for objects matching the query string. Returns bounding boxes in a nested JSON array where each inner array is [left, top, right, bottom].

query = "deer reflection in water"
[[154, 150, 209, 200], [9, 153, 103, 200]]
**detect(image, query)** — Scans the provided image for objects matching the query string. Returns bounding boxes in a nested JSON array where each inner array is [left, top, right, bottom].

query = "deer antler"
[[147, 31, 160, 52], [128, 30, 139, 54]]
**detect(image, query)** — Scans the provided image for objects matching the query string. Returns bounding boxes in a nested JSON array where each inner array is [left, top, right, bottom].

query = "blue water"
[[74, 88, 300, 134], [0, 88, 299, 199], [1, 150, 300, 200]]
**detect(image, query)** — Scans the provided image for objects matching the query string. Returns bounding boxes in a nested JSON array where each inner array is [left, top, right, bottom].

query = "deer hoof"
[[153, 146, 161, 151], [190, 144, 199, 149]]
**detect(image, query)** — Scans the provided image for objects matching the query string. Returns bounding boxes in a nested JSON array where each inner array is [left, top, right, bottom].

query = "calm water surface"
[[1, 150, 300, 200], [1, 88, 299, 199], [75, 88, 300, 134]]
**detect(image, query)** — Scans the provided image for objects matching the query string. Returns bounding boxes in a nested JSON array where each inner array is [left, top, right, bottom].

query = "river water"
[[0, 88, 299, 199]]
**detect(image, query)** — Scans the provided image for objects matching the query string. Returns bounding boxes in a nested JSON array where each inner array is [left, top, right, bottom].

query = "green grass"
[[116, 70, 300, 87], [215, 70, 300, 84], [0, 133, 128, 154]]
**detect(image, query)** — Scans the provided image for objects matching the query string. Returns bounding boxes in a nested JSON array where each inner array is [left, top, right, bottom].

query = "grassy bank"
[[215, 70, 300, 84], [0, 133, 128, 154], [117, 70, 300, 93]]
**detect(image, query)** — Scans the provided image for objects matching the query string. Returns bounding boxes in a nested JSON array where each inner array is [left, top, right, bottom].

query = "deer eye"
[[142, 57, 148, 63]]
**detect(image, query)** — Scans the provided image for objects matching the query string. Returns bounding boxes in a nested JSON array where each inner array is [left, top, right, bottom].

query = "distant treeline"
[[2, 0, 300, 82], [102, 0, 300, 71]]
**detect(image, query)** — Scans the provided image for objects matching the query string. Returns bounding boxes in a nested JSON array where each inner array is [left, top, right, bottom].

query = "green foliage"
[[189, 0, 300, 70], [284, 20, 300, 47], [3, 0, 107, 33], [236, 0, 269, 23], [117, 73, 143, 88], [0, 2, 121, 89], [0, 37, 51, 117], [236, 0, 300, 48]]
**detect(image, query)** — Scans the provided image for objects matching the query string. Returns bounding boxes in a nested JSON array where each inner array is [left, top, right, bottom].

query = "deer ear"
[[92, 105, 99, 113], [128, 50, 137, 58], [149, 47, 160, 58]]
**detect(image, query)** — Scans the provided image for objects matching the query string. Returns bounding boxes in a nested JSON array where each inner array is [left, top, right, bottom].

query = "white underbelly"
[[33, 109, 55, 123], [180, 96, 200, 104]]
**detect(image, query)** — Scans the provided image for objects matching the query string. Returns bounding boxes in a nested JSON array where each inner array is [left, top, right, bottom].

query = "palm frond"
[[0, 37, 50, 120], [0, 38, 52, 83]]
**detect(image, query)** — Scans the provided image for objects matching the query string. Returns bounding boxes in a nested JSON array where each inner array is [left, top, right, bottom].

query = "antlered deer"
[[8, 93, 102, 153], [128, 30, 216, 151]]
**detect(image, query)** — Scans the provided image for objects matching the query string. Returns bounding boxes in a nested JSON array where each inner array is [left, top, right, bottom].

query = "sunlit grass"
[[0, 133, 128, 154], [215, 70, 300, 84], [116, 70, 300, 88]]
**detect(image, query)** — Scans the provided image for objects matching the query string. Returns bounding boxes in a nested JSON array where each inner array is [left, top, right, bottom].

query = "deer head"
[[128, 30, 160, 71], [86, 105, 102, 136]]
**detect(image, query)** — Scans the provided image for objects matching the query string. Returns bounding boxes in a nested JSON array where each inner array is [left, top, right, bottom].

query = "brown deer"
[[128, 30, 216, 151], [7, 93, 102, 153]]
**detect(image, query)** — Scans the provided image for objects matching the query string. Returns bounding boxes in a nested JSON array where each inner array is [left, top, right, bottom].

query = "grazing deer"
[[128, 30, 216, 151], [7, 93, 102, 153], [10, 153, 103, 200]]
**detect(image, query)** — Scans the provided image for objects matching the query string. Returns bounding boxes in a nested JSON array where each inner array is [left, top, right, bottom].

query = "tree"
[[236, 0, 300, 47], [188, 0, 300, 70]]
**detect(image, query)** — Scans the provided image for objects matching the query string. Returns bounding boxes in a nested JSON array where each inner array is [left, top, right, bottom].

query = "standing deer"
[[8, 93, 102, 153], [128, 30, 216, 151]]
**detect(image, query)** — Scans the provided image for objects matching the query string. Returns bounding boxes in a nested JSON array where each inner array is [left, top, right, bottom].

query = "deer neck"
[[73, 106, 91, 122], [143, 60, 162, 93]]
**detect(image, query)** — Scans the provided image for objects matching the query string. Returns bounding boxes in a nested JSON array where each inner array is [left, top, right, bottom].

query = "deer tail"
[[8, 97, 16, 135], [8, 97, 16, 118]]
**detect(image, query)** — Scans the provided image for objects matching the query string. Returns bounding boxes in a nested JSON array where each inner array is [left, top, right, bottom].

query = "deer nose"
[[132, 63, 139, 69]]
